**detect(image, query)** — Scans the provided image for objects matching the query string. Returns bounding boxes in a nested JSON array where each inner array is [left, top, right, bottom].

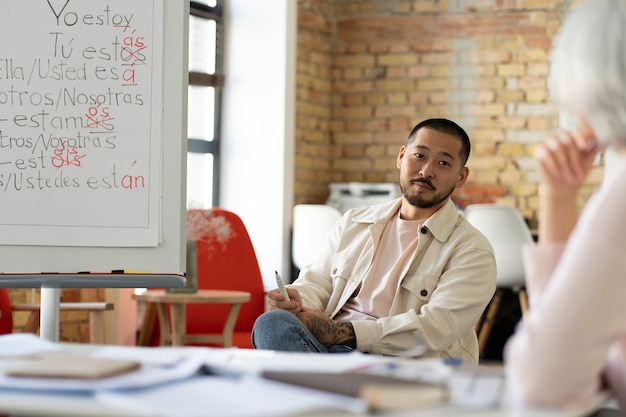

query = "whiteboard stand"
[[0, 273, 187, 342], [40, 288, 61, 342]]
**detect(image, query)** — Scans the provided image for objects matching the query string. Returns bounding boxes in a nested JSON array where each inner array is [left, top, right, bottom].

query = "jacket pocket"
[[329, 255, 356, 283], [402, 274, 439, 303]]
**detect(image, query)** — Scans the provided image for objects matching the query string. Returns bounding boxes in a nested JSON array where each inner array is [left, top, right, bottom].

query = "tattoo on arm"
[[334, 321, 357, 349], [307, 316, 356, 348]]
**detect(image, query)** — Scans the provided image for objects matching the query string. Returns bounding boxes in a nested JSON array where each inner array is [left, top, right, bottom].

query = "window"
[[187, 1, 224, 208]]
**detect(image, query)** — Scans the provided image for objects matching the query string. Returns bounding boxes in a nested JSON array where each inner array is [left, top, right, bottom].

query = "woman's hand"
[[534, 128, 600, 195], [534, 127, 602, 243]]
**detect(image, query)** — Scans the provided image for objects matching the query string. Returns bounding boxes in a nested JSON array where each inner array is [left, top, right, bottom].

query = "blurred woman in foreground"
[[504, 0, 626, 411]]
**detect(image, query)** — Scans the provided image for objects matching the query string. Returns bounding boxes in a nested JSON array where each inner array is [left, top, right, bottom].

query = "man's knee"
[[252, 310, 297, 348], [253, 310, 294, 333]]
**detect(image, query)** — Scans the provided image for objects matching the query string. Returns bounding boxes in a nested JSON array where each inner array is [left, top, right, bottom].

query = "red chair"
[[143, 208, 266, 348], [0, 289, 13, 335]]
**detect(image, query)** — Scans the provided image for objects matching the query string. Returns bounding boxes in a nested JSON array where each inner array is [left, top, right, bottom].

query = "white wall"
[[221, 1, 296, 289]]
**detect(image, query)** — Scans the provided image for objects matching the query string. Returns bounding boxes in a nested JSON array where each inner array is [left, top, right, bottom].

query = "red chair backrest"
[[0, 289, 13, 335], [185, 208, 266, 345]]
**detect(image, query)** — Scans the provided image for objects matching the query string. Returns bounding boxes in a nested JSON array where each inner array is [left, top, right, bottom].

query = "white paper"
[[0, 333, 63, 357], [0, 335, 208, 392], [96, 375, 366, 417], [205, 348, 392, 376]]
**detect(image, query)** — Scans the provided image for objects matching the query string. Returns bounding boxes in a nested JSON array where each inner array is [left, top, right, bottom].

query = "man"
[[253, 118, 496, 364]]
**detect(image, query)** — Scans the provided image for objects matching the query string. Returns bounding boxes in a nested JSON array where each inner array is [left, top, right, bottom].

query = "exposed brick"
[[294, 0, 602, 226], [498, 169, 523, 185], [375, 79, 416, 91], [527, 117, 550, 130], [334, 132, 374, 144], [497, 90, 525, 103], [387, 93, 408, 105], [511, 183, 537, 197], [335, 54, 376, 67], [417, 78, 450, 91], [379, 54, 419, 66], [469, 50, 510, 64], [515, 49, 548, 62], [407, 65, 430, 78], [375, 105, 419, 118], [497, 64, 526, 77], [526, 90, 547, 103], [463, 183, 507, 197], [386, 67, 407, 78], [334, 106, 374, 119]]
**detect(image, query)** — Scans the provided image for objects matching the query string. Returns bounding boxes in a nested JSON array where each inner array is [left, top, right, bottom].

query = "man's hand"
[[296, 307, 356, 348], [267, 287, 301, 315]]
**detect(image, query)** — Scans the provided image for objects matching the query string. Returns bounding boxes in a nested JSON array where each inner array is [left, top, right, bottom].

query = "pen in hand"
[[275, 270, 290, 302]]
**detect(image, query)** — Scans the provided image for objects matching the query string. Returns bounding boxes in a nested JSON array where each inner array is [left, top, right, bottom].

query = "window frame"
[[188, 0, 224, 207]]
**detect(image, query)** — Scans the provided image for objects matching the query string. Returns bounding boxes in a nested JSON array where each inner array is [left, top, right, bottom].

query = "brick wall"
[[296, 0, 337, 205], [296, 0, 601, 227]]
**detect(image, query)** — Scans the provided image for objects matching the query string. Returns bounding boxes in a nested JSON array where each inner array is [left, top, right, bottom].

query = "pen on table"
[[275, 270, 290, 301]]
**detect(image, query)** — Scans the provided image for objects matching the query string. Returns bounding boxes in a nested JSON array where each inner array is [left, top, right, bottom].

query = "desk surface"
[[0, 340, 614, 417]]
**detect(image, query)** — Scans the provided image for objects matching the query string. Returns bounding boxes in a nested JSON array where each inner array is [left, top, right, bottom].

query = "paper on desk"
[[0, 333, 63, 357], [205, 348, 393, 376], [91, 344, 214, 367], [448, 371, 504, 408], [0, 346, 208, 392], [96, 374, 367, 417]]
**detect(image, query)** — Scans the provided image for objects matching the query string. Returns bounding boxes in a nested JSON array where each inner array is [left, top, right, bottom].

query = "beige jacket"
[[290, 198, 496, 364]]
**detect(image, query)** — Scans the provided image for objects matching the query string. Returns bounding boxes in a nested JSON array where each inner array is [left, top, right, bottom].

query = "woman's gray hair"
[[548, 0, 626, 146]]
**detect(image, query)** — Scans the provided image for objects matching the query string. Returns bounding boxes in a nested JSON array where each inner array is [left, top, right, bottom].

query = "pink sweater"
[[504, 161, 626, 409]]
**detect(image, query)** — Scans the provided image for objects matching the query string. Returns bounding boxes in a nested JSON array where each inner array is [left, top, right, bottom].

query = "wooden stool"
[[13, 302, 114, 344]]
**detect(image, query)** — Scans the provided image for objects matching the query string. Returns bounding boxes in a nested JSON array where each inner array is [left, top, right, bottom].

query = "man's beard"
[[401, 178, 457, 209]]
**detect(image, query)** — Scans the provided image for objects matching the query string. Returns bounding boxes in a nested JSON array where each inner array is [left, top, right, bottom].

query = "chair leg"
[[23, 311, 40, 334], [136, 303, 157, 346], [518, 289, 529, 316], [154, 303, 172, 346], [475, 309, 486, 333], [477, 289, 503, 355], [221, 303, 243, 348], [88, 311, 105, 344]]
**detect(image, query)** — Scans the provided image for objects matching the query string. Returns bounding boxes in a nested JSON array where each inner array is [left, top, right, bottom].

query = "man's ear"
[[456, 166, 469, 188], [397, 146, 406, 169]]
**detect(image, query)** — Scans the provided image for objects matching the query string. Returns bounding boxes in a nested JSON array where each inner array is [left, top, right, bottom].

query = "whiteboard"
[[0, 0, 187, 273]]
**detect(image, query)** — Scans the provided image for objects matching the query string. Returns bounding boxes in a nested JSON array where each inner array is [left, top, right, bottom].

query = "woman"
[[504, 0, 626, 411]]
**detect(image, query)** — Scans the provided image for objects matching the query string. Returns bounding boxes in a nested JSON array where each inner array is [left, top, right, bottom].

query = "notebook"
[[5, 355, 141, 380], [261, 370, 448, 411]]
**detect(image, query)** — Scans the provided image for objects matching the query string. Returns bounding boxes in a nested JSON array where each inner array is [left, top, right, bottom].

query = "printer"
[[325, 182, 401, 213]]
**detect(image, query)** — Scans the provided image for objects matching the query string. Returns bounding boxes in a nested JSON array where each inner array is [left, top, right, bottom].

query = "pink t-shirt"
[[335, 210, 426, 322]]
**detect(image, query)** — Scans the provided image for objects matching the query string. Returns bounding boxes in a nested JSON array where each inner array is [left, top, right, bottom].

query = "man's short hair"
[[407, 118, 471, 166]]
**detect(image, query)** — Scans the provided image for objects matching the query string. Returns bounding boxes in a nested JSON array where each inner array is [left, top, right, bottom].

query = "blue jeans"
[[251, 309, 353, 353]]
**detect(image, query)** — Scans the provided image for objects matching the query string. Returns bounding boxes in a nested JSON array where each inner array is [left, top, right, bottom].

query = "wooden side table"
[[132, 289, 251, 347]]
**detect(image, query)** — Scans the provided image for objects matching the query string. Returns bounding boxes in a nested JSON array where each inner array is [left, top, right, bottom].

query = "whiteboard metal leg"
[[40, 287, 60, 342]]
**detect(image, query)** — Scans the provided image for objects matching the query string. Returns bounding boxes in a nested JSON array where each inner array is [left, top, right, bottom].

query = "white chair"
[[292, 204, 342, 271], [463, 203, 535, 354]]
